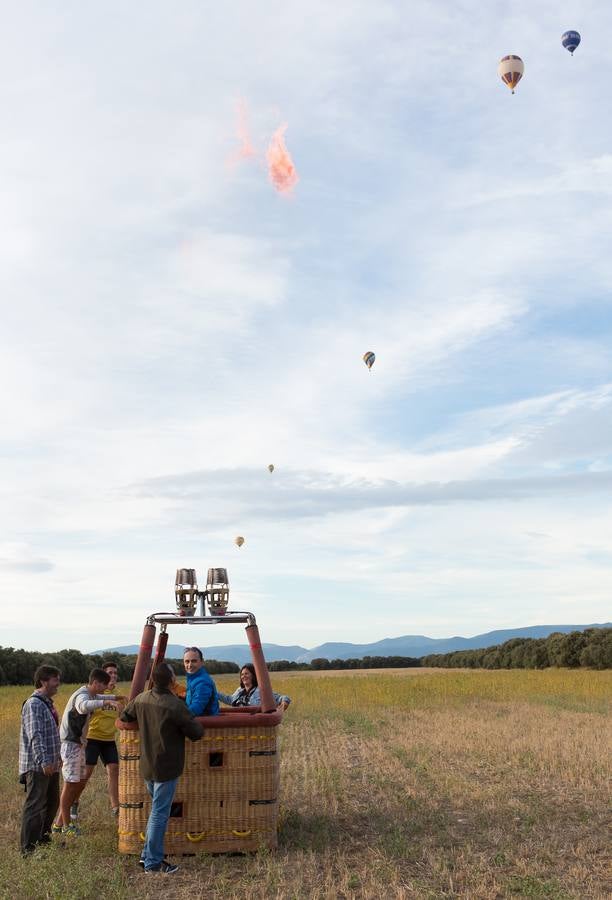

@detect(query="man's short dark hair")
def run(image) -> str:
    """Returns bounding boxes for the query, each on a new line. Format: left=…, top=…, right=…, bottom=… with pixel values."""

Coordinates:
left=89, top=668, right=111, bottom=685
left=102, top=660, right=118, bottom=671
left=34, top=665, right=60, bottom=688
left=183, top=647, right=203, bottom=660
left=152, top=663, right=175, bottom=690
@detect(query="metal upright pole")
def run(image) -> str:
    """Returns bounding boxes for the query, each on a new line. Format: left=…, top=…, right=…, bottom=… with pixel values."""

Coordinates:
left=147, top=629, right=169, bottom=690
left=245, top=623, right=276, bottom=713
left=129, top=622, right=156, bottom=700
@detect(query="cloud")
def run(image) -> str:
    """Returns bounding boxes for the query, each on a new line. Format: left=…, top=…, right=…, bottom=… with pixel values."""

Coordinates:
left=451, top=155, right=612, bottom=209
left=130, top=466, right=612, bottom=524
left=426, top=385, right=612, bottom=471
left=0, top=543, right=54, bottom=574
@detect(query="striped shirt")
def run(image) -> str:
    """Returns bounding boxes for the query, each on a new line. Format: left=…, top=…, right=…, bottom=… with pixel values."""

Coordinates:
left=19, top=691, right=61, bottom=775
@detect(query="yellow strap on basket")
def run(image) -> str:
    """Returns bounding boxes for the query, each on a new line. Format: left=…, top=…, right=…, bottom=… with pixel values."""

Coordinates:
left=201, top=734, right=273, bottom=742
left=120, top=827, right=267, bottom=839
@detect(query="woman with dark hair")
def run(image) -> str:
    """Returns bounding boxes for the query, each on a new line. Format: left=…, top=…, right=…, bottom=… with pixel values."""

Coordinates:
left=218, top=663, right=291, bottom=711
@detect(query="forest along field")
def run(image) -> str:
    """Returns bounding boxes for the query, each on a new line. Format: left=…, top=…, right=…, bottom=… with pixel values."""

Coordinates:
left=0, top=669, right=610, bottom=900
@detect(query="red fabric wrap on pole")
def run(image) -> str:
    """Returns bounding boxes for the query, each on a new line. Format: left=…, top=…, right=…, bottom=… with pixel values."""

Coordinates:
left=147, top=630, right=169, bottom=690
left=129, top=623, right=156, bottom=700
left=246, top=624, right=275, bottom=713
left=156, top=631, right=168, bottom=663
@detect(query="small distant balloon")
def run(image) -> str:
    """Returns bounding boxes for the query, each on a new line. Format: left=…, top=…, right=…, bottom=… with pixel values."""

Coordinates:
left=363, top=351, right=375, bottom=371
left=234, top=536, right=245, bottom=548
left=268, top=464, right=274, bottom=473
left=498, top=55, right=524, bottom=93
left=561, top=31, right=581, bottom=55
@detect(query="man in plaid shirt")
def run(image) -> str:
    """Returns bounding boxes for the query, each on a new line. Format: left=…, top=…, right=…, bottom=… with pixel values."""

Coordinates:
left=19, top=665, right=62, bottom=853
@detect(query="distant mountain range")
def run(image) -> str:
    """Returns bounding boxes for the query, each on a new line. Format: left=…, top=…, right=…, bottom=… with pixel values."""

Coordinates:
left=92, top=623, right=610, bottom=665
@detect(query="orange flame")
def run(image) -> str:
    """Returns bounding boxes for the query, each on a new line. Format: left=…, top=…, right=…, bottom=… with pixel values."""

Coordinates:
left=266, top=124, right=298, bottom=195
left=227, top=99, right=257, bottom=169
left=236, top=99, right=256, bottom=159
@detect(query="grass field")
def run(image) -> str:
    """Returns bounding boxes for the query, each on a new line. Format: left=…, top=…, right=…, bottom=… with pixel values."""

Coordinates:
left=0, top=668, right=610, bottom=899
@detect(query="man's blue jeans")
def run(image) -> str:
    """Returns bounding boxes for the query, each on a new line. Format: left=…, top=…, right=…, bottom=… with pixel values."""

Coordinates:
left=142, top=778, right=178, bottom=871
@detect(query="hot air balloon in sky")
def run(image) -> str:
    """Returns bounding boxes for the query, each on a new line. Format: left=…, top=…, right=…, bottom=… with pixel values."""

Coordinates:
left=363, top=351, right=375, bottom=371
left=562, top=31, right=581, bottom=55
left=498, top=55, right=524, bottom=93
left=268, top=464, right=274, bottom=473
left=234, top=536, right=245, bottom=548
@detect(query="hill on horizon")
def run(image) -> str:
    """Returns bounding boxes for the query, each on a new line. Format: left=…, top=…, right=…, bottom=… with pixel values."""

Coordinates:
left=92, top=622, right=611, bottom=666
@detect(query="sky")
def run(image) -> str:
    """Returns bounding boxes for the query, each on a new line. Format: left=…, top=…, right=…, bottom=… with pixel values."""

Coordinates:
left=1, top=1, right=611, bottom=653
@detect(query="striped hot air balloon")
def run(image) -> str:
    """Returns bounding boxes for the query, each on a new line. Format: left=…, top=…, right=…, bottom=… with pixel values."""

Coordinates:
left=363, top=351, right=375, bottom=371
left=498, top=55, right=524, bottom=93
left=562, top=31, right=581, bottom=55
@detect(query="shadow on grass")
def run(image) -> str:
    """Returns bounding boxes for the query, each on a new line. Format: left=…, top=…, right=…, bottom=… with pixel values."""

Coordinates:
left=280, top=809, right=341, bottom=851
left=279, top=807, right=427, bottom=857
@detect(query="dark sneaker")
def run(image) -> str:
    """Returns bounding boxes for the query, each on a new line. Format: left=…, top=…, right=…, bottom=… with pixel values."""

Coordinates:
left=145, top=861, right=179, bottom=874
left=140, top=857, right=170, bottom=871
left=62, top=823, right=81, bottom=837
left=111, top=807, right=119, bottom=818
left=51, top=824, right=62, bottom=835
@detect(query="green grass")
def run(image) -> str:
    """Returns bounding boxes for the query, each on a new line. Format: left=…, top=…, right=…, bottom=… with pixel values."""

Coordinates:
left=1, top=668, right=610, bottom=899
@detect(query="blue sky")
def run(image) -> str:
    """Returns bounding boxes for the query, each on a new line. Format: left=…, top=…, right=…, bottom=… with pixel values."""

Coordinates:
left=1, top=1, right=611, bottom=653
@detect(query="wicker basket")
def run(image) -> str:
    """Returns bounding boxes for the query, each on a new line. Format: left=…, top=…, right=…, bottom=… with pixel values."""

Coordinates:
left=117, top=710, right=281, bottom=854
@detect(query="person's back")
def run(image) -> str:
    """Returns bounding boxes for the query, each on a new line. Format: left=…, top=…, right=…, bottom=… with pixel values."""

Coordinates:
left=120, top=663, right=203, bottom=874
left=126, top=686, right=203, bottom=782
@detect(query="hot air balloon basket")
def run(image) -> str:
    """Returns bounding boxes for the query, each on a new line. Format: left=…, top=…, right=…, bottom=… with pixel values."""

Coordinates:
left=117, top=719, right=280, bottom=854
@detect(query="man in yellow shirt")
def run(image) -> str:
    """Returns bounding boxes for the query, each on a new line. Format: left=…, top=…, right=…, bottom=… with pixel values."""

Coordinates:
left=71, top=661, right=122, bottom=820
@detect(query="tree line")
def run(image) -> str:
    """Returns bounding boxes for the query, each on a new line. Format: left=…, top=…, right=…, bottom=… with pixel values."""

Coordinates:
left=0, top=628, right=609, bottom=685
left=306, top=655, right=421, bottom=670
left=0, top=647, right=421, bottom=685
left=420, top=628, right=611, bottom=670
left=0, top=647, right=239, bottom=686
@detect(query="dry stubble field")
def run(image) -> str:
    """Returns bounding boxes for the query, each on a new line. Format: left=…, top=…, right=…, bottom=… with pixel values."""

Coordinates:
left=0, top=668, right=610, bottom=900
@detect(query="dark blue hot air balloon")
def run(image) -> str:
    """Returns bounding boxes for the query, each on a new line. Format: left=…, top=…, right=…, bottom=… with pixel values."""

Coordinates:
left=363, top=351, right=375, bottom=371
left=562, top=31, right=581, bottom=55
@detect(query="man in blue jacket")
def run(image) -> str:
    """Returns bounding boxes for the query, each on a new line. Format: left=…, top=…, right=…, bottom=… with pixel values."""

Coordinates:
left=183, top=647, right=219, bottom=717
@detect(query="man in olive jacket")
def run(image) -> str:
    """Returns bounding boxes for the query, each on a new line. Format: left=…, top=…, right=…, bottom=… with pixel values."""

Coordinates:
left=120, top=663, right=203, bottom=874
